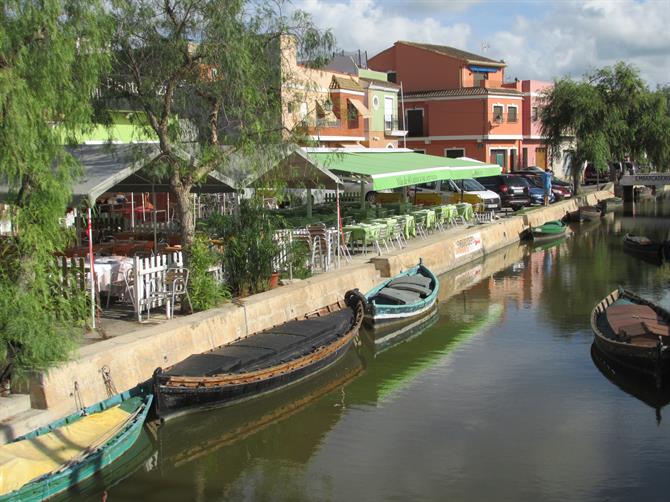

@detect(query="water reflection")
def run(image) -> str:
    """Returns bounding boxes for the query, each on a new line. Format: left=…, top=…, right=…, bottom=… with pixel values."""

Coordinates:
left=591, top=344, right=670, bottom=425
left=100, top=199, right=670, bottom=501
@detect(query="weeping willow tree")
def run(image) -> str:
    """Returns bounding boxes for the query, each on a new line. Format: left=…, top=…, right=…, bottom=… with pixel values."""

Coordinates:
left=540, top=62, right=670, bottom=193
left=0, top=1, right=110, bottom=381
left=106, top=0, right=335, bottom=289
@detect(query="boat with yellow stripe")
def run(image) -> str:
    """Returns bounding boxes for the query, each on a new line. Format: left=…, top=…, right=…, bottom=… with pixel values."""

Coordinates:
left=0, top=390, right=152, bottom=501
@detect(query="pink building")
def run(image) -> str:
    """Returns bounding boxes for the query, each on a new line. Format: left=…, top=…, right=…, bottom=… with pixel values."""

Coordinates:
left=368, top=41, right=555, bottom=171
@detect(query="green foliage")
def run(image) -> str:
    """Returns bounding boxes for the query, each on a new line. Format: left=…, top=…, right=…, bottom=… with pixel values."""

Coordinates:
left=107, top=0, right=335, bottom=259
left=0, top=0, right=111, bottom=377
left=203, top=200, right=281, bottom=296
left=187, top=234, right=230, bottom=311
left=540, top=62, right=670, bottom=192
left=288, top=239, right=312, bottom=280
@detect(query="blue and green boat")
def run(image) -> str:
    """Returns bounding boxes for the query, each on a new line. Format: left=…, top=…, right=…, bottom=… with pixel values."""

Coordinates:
left=364, top=260, right=439, bottom=331
left=0, top=390, right=152, bottom=501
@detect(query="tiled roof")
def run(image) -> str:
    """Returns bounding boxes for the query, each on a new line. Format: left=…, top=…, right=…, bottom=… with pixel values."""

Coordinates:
left=404, top=87, right=522, bottom=98
left=359, top=77, right=401, bottom=90
left=330, top=76, right=364, bottom=92
left=398, top=41, right=505, bottom=67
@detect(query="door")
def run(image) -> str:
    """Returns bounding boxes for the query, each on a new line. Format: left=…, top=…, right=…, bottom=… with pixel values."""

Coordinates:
left=406, top=109, right=424, bottom=137
left=536, top=148, right=547, bottom=168
left=491, top=149, right=506, bottom=170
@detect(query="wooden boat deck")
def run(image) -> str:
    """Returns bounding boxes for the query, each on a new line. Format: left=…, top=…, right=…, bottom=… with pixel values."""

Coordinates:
left=606, top=303, right=670, bottom=346
left=164, top=308, right=354, bottom=378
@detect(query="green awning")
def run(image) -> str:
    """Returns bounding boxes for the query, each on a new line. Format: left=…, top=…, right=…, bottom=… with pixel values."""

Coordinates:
left=306, top=151, right=501, bottom=190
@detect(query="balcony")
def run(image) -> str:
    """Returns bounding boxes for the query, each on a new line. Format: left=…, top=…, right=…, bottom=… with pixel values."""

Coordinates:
left=383, top=116, right=408, bottom=137
left=305, top=117, right=342, bottom=129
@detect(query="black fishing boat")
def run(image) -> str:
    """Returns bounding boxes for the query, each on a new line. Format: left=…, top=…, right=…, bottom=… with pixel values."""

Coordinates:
left=623, top=234, right=668, bottom=262
left=591, top=288, right=670, bottom=382
left=580, top=205, right=601, bottom=221
left=153, top=290, right=366, bottom=419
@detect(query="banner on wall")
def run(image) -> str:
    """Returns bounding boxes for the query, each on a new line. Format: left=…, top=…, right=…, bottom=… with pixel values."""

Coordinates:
left=454, top=232, right=483, bottom=259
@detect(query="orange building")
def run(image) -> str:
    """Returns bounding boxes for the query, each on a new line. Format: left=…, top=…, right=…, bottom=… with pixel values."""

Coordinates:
left=368, top=41, right=555, bottom=171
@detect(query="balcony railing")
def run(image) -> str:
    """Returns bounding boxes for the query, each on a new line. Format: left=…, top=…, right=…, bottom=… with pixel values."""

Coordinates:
left=384, top=116, right=399, bottom=131
left=304, top=117, right=342, bottom=129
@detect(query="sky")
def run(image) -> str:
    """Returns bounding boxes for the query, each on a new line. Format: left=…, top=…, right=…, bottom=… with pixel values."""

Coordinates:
left=289, top=0, right=670, bottom=87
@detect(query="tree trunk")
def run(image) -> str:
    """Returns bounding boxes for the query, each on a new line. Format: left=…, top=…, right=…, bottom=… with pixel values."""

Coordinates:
left=172, top=182, right=195, bottom=314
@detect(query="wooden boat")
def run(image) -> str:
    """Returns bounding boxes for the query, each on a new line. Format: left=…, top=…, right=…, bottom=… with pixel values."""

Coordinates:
left=598, top=197, right=623, bottom=213
left=153, top=290, right=366, bottom=420
left=531, top=220, right=567, bottom=242
left=623, top=234, right=668, bottom=262
left=591, top=288, right=670, bottom=380
left=363, top=261, right=439, bottom=330
left=579, top=205, right=601, bottom=221
left=0, top=391, right=152, bottom=502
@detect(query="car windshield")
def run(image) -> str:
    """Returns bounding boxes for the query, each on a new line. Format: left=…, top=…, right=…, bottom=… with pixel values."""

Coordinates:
left=454, top=179, right=487, bottom=191
left=507, top=176, right=529, bottom=187
left=524, top=175, right=542, bottom=188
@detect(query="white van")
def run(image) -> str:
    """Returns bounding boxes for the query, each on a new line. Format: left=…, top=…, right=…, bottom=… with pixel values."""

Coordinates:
left=412, top=179, right=501, bottom=210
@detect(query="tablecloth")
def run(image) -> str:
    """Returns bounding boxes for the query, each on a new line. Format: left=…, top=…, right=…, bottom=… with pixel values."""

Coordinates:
left=455, top=203, right=474, bottom=221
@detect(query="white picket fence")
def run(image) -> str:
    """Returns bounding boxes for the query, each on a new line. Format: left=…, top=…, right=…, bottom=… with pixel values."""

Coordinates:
left=131, top=251, right=224, bottom=321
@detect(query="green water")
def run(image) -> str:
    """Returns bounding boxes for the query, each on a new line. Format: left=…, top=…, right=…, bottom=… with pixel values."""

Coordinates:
left=97, top=200, right=670, bottom=502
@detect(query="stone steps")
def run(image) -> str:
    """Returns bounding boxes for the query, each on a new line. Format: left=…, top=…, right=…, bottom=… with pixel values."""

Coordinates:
left=0, top=393, right=30, bottom=422
left=0, top=406, right=60, bottom=444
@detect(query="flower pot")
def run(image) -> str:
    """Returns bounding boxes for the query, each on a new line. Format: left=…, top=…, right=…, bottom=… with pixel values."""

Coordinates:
left=268, top=272, right=280, bottom=289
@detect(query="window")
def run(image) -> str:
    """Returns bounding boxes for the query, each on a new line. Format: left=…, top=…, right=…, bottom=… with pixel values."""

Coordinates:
left=406, top=109, right=424, bottom=137
left=372, top=95, right=380, bottom=110
left=287, top=102, right=295, bottom=114
left=347, top=102, right=358, bottom=127
left=445, top=148, right=465, bottom=159
left=493, top=105, right=504, bottom=123
left=387, top=71, right=397, bottom=83
left=299, top=102, right=308, bottom=119
left=507, top=106, right=518, bottom=123
left=384, top=96, right=395, bottom=130
left=532, top=106, right=538, bottom=121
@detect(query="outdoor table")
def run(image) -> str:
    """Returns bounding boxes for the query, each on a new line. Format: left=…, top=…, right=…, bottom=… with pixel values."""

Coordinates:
left=370, top=217, right=396, bottom=236
left=455, top=202, right=474, bottom=221
left=394, top=215, right=416, bottom=239
left=440, top=204, right=458, bottom=225
left=412, top=209, right=436, bottom=230
left=343, top=223, right=382, bottom=252
left=89, top=255, right=133, bottom=293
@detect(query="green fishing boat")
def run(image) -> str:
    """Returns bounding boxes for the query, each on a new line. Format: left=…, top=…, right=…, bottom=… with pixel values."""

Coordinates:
left=364, top=260, right=439, bottom=331
left=530, top=220, right=567, bottom=242
left=0, top=390, right=152, bottom=502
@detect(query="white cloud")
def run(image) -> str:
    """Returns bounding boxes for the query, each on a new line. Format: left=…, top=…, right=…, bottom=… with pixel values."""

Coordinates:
left=292, top=0, right=472, bottom=58
left=489, top=0, right=670, bottom=85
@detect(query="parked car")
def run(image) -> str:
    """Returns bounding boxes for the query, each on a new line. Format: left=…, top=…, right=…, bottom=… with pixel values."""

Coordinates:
left=510, top=172, right=567, bottom=201
left=515, top=175, right=555, bottom=205
left=477, top=174, right=531, bottom=209
left=411, top=179, right=501, bottom=210
left=514, top=169, right=573, bottom=199
left=583, top=163, right=613, bottom=184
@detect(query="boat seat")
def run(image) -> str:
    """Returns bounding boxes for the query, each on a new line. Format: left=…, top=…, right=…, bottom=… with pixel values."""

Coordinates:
left=375, top=287, right=422, bottom=305
left=388, top=275, right=432, bottom=289
left=387, top=282, right=431, bottom=297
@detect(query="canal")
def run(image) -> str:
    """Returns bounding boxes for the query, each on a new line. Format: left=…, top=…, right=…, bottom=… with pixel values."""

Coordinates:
left=98, top=200, right=670, bottom=502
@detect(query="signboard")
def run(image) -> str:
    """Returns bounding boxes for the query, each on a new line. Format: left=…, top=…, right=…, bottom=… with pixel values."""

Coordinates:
left=619, top=174, right=670, bottom=187
left=454, top=232, right=483, bottom=259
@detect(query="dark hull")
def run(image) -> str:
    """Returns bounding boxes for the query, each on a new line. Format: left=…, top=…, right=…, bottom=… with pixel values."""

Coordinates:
left=622, top=235, right=667, bottom=263
left=531, top=229, right=567, bottom=242
left=155, top=338, right=354, bottom=418
left=154, top=291, right=366, bottom=420
left=580, top=206, right=601, bottom=221
left=591, top=288, right=670, bottom=381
